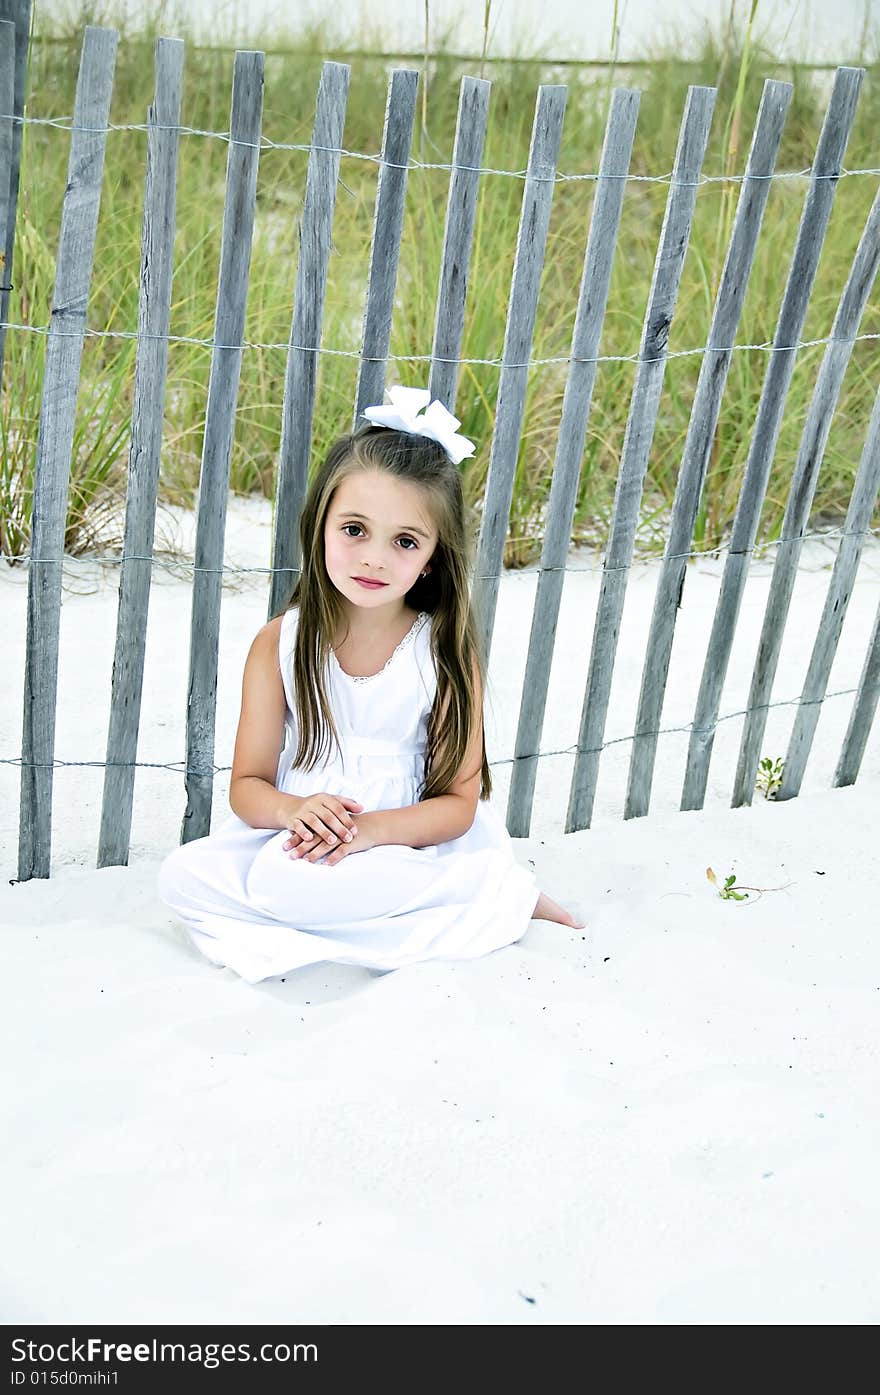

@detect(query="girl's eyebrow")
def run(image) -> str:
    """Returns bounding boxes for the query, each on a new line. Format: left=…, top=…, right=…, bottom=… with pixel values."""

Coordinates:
left=338, top=511, right=431, bottom=540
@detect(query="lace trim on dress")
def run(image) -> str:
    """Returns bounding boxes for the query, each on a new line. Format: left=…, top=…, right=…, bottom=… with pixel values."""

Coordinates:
left=332, top=610, right=430, bottom=683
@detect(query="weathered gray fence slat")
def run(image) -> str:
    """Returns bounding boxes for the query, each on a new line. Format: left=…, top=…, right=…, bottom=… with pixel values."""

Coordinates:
left=680, top=65, right=864, bottom=812
left=731, top=181, right=880, bottom=807
left=17, top=26, right=118, bottom=882
left=181, top=50, right=264, bottom=844
left=834, top=592, right=880, bottom=787
left=775, top=385, right=880, bottom=799
left=472, top=83, right=567, bottom=664
left=0, top=21, right=13, bottom=334
left=623, top=80, right=792, bottom=821
left=98, top=37, right=184, bottom=868
left=565, top=85, right=717, bottom=834
left=269, top=60, right=350, bottom=623
left=428, top=75, right=490, bottom=410
left=353, top=69, right=418, bottom=423
left=0, top=0, right=30, bottom=383
left=506, top=87, right=640, bottom=838
left=0, top=1, right=29, bottom=382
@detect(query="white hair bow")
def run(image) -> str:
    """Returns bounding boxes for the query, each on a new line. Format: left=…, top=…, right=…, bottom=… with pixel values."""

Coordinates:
left=361, top=386, right=476, bottom=465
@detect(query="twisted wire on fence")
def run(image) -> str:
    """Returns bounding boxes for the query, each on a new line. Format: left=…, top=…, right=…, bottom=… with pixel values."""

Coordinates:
left=11, top=112, right=880, bottom=185
left=2, top=318, right=879, bottom=367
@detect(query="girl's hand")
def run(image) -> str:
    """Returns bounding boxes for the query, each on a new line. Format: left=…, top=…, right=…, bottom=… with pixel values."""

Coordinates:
left=283, top=826, right=333, bottom=857
left=284, top=792, right=363, bottom=850
left=286, top=814, right=378, bottom=866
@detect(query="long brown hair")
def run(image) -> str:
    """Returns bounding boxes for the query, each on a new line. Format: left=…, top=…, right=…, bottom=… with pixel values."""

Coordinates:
left=278, top=422, right=492, bottom=801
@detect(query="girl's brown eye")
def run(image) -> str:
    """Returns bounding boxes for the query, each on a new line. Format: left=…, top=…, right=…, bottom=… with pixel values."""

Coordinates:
left=342, top=523, right=417, bottom=550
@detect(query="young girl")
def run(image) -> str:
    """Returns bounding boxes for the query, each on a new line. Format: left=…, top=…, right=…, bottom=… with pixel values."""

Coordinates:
left=158, top=387, right=584, bottom=984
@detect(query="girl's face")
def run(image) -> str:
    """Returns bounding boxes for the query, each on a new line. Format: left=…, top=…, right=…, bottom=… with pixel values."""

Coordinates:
left=323, top=469, right=438, bottom=610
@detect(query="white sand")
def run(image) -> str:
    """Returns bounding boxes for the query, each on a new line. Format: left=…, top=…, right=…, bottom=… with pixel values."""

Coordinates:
left=2, top=496, right=878, bottom=1324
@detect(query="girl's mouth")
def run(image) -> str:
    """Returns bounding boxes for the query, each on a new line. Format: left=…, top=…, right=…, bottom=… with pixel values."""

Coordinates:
left=353, top=577, right=388, bottom=589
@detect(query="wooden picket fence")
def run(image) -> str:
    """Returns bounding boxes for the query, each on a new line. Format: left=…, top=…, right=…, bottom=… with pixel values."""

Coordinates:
left=3, top=2, right=879, bottom=881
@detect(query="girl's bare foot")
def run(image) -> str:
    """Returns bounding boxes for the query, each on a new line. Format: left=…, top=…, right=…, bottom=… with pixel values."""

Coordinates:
left=533, top=891, right=586, bottom=930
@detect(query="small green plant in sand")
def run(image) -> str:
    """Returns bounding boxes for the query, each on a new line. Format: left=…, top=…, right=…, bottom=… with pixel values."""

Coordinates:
left=707, top=867, right=751, bottom=900
left=706, top=865, right=793, bottom=903
left=755, top=755, right=785, bottom=799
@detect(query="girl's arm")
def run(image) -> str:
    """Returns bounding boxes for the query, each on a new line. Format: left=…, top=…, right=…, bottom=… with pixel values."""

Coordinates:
left=228, top=617, right=305, bottom=830
left=364, top=794, right=475, bottom=849
left=366, top=651, right=484, bottom=848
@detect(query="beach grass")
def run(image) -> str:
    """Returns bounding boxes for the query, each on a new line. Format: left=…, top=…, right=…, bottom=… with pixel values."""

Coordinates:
left=2, top=2, right=879, bottom=564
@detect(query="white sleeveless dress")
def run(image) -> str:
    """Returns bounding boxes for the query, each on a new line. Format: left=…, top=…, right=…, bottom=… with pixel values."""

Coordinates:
left=157, top=606, right=540, bottom=984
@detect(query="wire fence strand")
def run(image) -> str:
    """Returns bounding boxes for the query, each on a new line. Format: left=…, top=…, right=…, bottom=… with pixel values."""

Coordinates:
left=2, top=316, right=878, bottom=368
left=11, top=113, right=880, bottom=185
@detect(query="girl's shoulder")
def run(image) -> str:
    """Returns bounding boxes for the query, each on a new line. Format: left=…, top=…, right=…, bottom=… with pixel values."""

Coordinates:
left=239, top=615, right=288, bottom=692
left=246, top=610, right=285, bottom=654
left=241, top=608, right=296, bottom=686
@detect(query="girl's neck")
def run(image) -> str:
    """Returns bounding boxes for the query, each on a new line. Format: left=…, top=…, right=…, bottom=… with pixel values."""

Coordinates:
left=335, top=600, right=421, bottom=646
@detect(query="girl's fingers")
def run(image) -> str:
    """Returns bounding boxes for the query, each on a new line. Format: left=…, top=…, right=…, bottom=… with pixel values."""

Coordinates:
left=285, top=820, right=322, bottom=853
left=332, top=799, right=362, bottom=834
left=291, top=835, right=351, bottom=864
left=286, top=804, right=362, bottom=859
left=308, top=833, right=351, bottom=864
left=316, top=819, right=355, bottom=847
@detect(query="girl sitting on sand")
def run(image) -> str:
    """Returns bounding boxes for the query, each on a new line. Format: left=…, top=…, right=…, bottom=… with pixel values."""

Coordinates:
left=158, top=387, right=584, bottom=983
